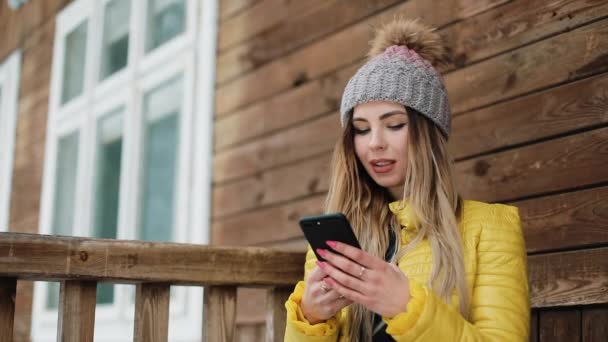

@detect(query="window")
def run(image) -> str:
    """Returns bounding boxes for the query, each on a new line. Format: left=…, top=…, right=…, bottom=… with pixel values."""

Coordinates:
left=32, top=0, right=217, bottom=341
left=0, top=50, right=21, bottom=233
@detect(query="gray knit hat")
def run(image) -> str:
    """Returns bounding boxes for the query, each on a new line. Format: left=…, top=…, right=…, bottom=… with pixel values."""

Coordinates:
left=340, top=19, right=451, bottom=137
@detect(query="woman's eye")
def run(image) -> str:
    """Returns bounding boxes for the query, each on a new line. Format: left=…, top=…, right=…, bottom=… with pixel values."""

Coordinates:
left=353, top=128, right=370, bottom=135
left=388, top=123, right=407, bottom=130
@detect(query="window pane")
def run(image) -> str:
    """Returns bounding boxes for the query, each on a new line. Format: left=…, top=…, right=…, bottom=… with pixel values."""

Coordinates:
left=51, top=132, right=79, bottom=236
left=92, top=110, right=124, bottom=304
left=100, top=0, right=131, bottom=80
left=61, top=21, right=87, bottom=104
left=146, top=0, right=185, bottom=52
left=139, top=76, right=182, bottom=241
left=47, top=132, right=80, bottom=309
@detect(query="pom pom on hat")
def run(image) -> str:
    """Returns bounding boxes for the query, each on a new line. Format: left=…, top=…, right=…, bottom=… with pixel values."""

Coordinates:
left=368, top=17, right=449, bottom=67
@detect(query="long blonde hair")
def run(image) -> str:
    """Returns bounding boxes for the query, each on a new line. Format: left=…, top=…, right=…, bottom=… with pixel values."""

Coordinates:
left=325, top=108, right=470, bottom=341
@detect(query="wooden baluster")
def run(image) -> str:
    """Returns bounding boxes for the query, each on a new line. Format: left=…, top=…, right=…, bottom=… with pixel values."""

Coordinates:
left=134, top=283, right=170, bottom=342
left=203, top=286, right=237, bottom=342
left=265, top=286, right=292, bottom=342
left=0, top=278, right=17, bottom=342
left=57, top=280, right=97, bottom=342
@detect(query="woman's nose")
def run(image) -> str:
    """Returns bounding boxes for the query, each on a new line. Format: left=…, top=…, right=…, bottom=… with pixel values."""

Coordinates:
left=369, top=130, right=387, bottom=150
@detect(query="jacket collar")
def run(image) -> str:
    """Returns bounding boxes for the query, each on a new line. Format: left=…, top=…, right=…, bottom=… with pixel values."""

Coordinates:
left=388, top=200, right=419, bottom=232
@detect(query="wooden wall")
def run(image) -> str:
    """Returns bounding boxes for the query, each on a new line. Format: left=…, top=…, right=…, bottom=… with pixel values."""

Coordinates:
left=0, top=1, right=72, bottom=340
left=213, top=0, right=608, bottom=340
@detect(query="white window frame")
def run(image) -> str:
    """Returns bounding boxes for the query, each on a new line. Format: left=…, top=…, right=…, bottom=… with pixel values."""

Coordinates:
left=0, top=50, right=21, bottom=232
left=32, top=0, right=217, bottom=341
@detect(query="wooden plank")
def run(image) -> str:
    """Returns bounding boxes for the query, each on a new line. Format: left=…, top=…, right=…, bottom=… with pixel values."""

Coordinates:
left=265, top=286, right=293, bottom=342
left=451, top=73, right=608, bottom=160
left=515, top=187, right=608, bottom=253
left=443, top=0, right=608, bottom=69
left=530, top=309, right=538, bottom=342
left=212, top=153, right=331, bottom=218
left=219, top=0, right=261, bottom=21
left=57, top=280, right=97, bottom=342
left=214, top=63, right=357, bottom=151
left=212, top=194, right=324, bottom=246
left=216, top=0, right=401, bottom=84
left=0, top=278, right=16, bottom=342
left=539, top=308, right=581, bottom=342
left=236, top=323, right=266, bottom=342
left=529, top=247, right=608, bottom=308
left=582, top=306, right=608, bottom=342
left=213, top=114, right=339, bottom=183
left=214, top=0, right=509, bottom=116
left=204, top=286, right=237, bottom=342
left=134, top=283, right=170, bottom=342
left=236, top=287, right=266, bottom=324
left=213, top=126, right=608, bottom=228
left=218, top=0, right=288, bottom=51
left=446, top=18, right=608, bottom=115
left=456, top=127, right=608, bottom=203
left=0, top=233, right=305, bottom=286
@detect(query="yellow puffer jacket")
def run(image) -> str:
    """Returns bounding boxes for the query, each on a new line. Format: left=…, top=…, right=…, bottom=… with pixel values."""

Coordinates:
left=284, top=200, right=530, bottom=341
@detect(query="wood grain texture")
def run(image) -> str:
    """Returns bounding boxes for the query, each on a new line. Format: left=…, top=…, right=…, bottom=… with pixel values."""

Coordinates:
left=515, top=187, right=608, bottom=253
left=0, top=233, right=305, bottom=286
left=134, top=283, right=170, bottom=342
left=213, top=114, right=339, bottom=183
left=451, top=73, right=608, bottom=160
left=582, top=305, right=608, bottom=342
left=539, top=308, right=581, bottom=342
left=265, top=286, right=292, bottom=342
left=212, top=194, right=325, bottom=247
left=529, top=247, right=608, bottom=308
left=446, top=18, right=608, bottom=115
left=214, top=0, right=509, bottom=116
left=219, top=0, right=261, bottom=20
left=216, top=0, right=401, bottom=84
left=57, top=281, right=97, bottom=342
left=443, top=0, right=608, bottom=70
left=212, top=153, right=331, bottom=218
left=456, top=127, right=608, bottom=202
left=214, top=63, right=357, bottom=151
left=0, top=278, right=16, bottom=342
left=530, top=309, right=538, bottom=342
left=204, top=286, right=237, bottom=342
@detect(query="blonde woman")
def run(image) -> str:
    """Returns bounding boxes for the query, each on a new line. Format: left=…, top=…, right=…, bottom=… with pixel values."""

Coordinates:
left=284, top=18, right=530, bottom=341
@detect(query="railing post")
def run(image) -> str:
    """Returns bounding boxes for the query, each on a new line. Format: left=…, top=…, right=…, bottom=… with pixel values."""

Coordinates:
left=265, top=286, right=292, bottom=342
left=57, top=280, right=97, bottom=342
left=203, top=286, right=237, bottom=342
left=0, top=278, right=17, bottom=342
left=134, top=283, right=171, bottom=342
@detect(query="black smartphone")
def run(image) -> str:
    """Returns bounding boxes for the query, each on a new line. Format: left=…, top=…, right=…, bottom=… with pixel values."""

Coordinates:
left=299, top=213, right=362, bottom=262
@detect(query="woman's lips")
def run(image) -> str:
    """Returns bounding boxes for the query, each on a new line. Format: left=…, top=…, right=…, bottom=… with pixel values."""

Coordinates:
left=370, top=159, right=396, bottom=174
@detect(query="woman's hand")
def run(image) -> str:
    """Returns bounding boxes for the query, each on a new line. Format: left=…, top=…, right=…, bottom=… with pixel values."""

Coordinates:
left=316, top=240, right=410, bottom=318
left=300, top=264, right=353, bottom=324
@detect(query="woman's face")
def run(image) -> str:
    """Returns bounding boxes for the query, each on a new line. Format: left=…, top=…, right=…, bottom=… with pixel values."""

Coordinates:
left=352, top=101, right=409, bottom=198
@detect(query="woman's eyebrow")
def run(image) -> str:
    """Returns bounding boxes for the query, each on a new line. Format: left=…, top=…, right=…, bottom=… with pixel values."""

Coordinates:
left=379, top=111, right=408, bottom=120
left=352, top=110, right=407, bottom=122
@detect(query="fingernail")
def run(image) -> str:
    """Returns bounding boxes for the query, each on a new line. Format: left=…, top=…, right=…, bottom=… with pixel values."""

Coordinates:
left=316, top=260, right=325, bottom=268
left=326, top=240, right=337, bottom=249
left=316, top=248, right=327, bottom=257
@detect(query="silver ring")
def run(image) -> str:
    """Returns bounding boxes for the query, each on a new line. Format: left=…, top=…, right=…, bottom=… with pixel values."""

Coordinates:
left=358, top=266, right=366, bottom=279
left=320, top=283, right=329, bottom=292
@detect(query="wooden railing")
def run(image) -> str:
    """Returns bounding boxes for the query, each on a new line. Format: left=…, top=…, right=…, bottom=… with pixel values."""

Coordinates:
left=0, top=232, right=306, bottom=342
left=2, top=233, right=607, bottom=341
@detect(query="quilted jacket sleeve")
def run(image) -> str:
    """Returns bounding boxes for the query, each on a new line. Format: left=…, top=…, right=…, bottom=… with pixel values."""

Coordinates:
left=382, top=204, right=530, bottom=341
left=284, top=246, right=341, bottom=341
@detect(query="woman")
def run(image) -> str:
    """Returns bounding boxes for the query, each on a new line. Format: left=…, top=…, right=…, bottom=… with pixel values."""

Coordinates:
left=283, top=18, right=530, bottom=341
